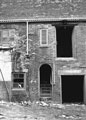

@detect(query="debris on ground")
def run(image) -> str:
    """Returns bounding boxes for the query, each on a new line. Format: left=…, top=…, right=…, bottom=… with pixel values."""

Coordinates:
left=49, top=103, right=65, bottom=109
left=0, top=100, right=85, bottom=120
left=35, top=101, right=49, bottom=107
left=21, top=100, right=32, bottom=106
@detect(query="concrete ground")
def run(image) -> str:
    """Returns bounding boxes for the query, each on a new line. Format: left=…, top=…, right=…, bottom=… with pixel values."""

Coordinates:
left=0, top=101, right=86, bottom=120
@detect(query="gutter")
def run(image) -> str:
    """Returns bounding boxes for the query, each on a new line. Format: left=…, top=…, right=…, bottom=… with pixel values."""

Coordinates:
left=0, top=17, right=86, bottom=23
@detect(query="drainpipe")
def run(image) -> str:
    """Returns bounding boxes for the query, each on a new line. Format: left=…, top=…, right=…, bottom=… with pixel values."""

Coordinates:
left=26, top=21, right=29, bottom=55
left=26, top=21, right=31, bottom=100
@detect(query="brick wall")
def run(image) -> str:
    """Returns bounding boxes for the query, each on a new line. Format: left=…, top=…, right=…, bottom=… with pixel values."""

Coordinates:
left=0, top=23, right=86, bottom=102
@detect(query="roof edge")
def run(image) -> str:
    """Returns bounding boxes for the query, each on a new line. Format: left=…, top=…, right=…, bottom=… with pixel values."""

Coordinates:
left=0, top=17, right=86, bottom=23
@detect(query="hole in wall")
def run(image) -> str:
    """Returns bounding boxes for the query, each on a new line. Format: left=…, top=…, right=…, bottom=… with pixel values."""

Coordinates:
left=61, top=75, right=84, bottom=104
left=56, top=25, right=74, bottom=57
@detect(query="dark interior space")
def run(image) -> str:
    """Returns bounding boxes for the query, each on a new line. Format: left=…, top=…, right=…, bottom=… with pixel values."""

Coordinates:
left=56, top=25, right=74, bottom=57
left=40, top=64, right=52, bottom=98
left=61, top=75, right=84, bottom=104
left=40, top=64, right=52, bottom=85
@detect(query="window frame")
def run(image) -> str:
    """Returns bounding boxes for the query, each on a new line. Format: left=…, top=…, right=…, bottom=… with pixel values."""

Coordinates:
left=1, top=29, right=15, bottom=42
left=40, top=29, right=48, bottom=47
left=12, top=72, right=26, bottom=90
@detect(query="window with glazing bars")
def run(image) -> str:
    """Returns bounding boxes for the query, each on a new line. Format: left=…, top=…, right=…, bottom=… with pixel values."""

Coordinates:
left=40, top=29, right=48, bottom=46
left=12, top=72, right=25, bottom=89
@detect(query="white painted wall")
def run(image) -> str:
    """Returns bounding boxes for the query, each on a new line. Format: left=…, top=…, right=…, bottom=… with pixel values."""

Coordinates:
left=0, top=51, right=11, bottom=81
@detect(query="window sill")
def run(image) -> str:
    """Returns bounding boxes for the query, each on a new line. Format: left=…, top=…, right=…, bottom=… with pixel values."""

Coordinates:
left=12, top=88, right=25, bottom=91
left=55, top=57, right=76, bottom=61
left=39, top=45, right=49, bottom=48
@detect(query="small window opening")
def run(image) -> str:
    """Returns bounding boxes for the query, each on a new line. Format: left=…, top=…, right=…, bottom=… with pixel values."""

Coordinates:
left=40, top=29, right=48, bottom=46
left=1, top=29, right=15, bottom=41
left=56, top=25, right=74, bottom=57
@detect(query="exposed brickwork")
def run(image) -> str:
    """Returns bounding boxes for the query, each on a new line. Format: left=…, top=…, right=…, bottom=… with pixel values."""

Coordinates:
left=0, top=22, right=86, bottom=102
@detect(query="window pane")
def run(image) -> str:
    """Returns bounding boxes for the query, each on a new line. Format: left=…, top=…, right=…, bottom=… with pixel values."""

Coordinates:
left=41, top=29, right=47, bottom=44
left=13, top=83, right=24, bottom=88
left=13, top=83, right=18, bottom=88
left=9, top=29, right=15, bottom=37
left=19, top=74, right=24, bottom=78
left=13, top=74, right=19, bottom=78
left=13, top=79, right=24, bottom=83
left=2, top=30, right=9, bottom=38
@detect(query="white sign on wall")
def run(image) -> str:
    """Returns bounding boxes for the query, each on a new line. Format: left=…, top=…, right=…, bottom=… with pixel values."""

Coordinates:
left=0, top=51, right=11, bottom=81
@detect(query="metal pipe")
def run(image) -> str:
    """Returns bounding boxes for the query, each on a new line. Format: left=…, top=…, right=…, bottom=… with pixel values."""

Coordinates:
left=26, top=21, right=29, bottom=55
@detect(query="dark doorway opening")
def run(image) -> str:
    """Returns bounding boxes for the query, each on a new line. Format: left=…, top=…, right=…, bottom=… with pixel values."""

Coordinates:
left=61, top=75, right=84, bottom=104
left=40, top=64, right=52, bottom=98
left=56, top=25, right=74, bottom=57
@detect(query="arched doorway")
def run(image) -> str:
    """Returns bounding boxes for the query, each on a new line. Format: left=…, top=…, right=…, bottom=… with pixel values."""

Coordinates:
left=40, top=64, right=52, bottom=99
